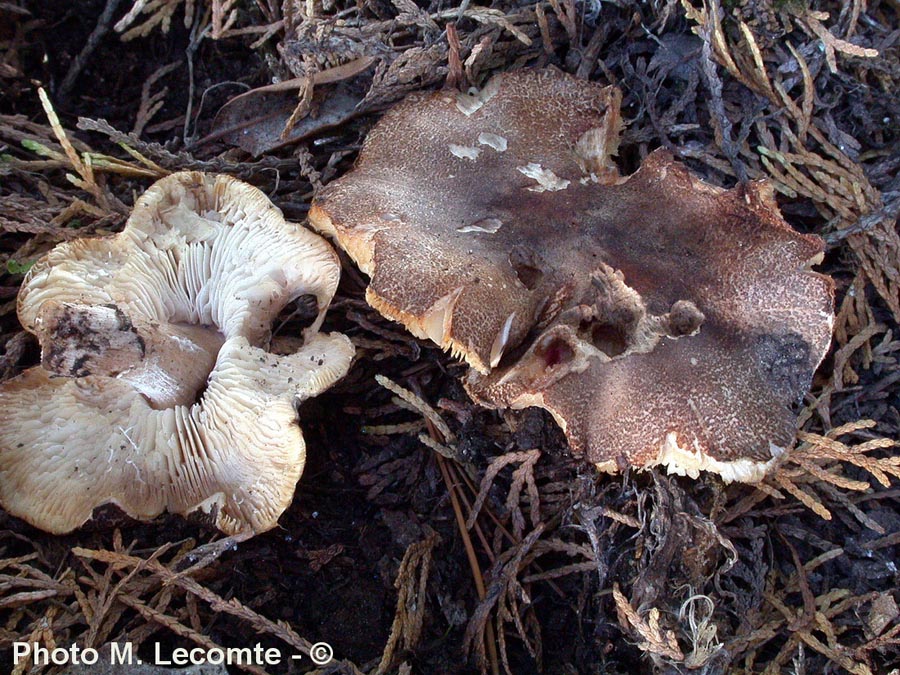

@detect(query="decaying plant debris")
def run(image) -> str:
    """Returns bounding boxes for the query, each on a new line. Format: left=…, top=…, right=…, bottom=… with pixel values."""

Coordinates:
left=1, top=1, right=898, bottom=674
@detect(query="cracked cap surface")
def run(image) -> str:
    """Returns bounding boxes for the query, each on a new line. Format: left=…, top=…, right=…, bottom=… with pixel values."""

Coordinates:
left=309, top=68, right=834, bottom=482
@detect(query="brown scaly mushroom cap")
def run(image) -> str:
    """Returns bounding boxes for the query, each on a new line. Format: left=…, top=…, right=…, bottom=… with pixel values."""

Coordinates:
left=309, top=68, right=834, bottom=483
left=0, top=172, right=354, bottom=535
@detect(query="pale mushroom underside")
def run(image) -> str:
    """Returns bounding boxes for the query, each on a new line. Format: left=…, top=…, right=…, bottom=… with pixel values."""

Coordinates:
left=0, top=172, right=354, bottom=534
left=0, top=334, right=353, bottom=534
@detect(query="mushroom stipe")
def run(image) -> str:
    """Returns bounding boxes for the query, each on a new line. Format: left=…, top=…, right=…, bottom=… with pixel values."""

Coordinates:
left=0, top=172, right=354, bottom=535
left=309, top=67, right=835, bottom=483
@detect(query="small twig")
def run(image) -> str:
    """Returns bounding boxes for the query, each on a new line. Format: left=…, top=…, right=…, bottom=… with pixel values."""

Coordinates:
left=133, top=60, right=182, bottom=137
left=446, top=23, right=464, bottom=90
left=59, top=0, right=123, bottom=100
left=697, top=13, right=747, bottom=183
left=777, top=530, right=817, bottom=631
left=436, top=454, right=501, bottom=675
left=404, top=389, right=500, bottom=675
left=445, top=460, right=496, bottom=565
left=183, top=9, right=210, bottom=145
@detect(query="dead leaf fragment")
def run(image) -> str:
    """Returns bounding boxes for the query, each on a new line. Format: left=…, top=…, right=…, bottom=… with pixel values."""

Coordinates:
left=613, top=584, right=685, bottom=661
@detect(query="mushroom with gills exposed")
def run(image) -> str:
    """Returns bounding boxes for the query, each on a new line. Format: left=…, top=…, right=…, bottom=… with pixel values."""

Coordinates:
left=308, top=67, right=835, bottom=483
left=0, top=171, right=354, bottom=536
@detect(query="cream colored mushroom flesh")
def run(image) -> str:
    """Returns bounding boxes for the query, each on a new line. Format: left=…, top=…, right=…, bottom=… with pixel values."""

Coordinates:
left=0, top=172, right=354, bottom=535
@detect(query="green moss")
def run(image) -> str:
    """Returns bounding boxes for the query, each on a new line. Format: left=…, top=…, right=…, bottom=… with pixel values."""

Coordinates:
left=6, top=259, right=34, bottom=275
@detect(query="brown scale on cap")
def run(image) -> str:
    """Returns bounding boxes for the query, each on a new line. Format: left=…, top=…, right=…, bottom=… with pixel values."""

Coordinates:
left=310, top=68, right=835, bottom=482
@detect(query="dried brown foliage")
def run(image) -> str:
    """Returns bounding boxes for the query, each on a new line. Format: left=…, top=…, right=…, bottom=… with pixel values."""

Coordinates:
left=1, top=531, right=374, bottom=674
